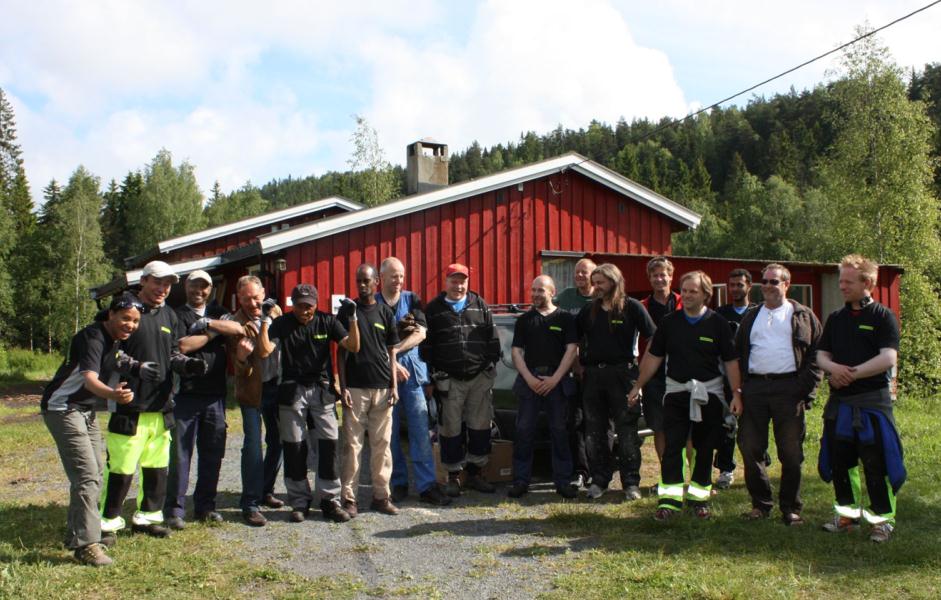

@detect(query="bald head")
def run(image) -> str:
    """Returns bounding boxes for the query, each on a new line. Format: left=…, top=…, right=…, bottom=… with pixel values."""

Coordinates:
left=531, top=274, right=557, bottom=311
left=379, top=256, right=406, bottom=297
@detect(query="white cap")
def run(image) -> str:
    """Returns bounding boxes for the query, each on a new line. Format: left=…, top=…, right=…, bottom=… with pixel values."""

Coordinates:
left=186, top=269, right=213, bottom=286
left=141, top=260, right=180, bottom=283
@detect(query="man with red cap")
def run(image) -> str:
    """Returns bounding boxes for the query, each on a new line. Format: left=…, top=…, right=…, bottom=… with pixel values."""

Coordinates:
left=420, top=263, right=501, bottom=497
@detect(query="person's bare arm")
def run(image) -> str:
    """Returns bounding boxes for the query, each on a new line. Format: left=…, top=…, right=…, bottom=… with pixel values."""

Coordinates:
left=83, top=371, right=133, bottom=404
left=627, top=352, right=665, bottom=405
left=725, top=359, right=743, bottom=416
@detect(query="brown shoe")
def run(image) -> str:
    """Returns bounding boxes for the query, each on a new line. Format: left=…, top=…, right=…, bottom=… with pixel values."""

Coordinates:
left=742, top=507, right=770, bottom=520
left=342, top=499, right=359, bottom=518
left=263, top=494, right=285, bottom=509
left=75, top=543, right=112, bottom=567
left=370, top=497, right=400, bottom=515
left=782, top=512, right=805, bottom=526
left=242, top=511, right=267, bottom=527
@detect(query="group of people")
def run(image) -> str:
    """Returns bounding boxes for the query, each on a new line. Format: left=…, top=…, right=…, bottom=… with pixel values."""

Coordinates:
left=41, top=251, right=904, bottom=568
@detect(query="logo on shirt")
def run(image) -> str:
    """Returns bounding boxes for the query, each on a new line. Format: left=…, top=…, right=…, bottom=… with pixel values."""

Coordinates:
left=160, top=326, right=172, bottom=334
left=611, top=319, right=624, bottom=325
left=312, top=333, right=328, bottom=340
left=699, top=336, right=714, bottom=343
left=374, top=323, right=386, bottom=331
left=549, top=326, right=562, bottom=332
left=858, top=324, right=875, bottom=331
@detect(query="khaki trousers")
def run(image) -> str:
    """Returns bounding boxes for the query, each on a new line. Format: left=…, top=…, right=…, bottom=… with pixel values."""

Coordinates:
left=341, top=387, right=394, bottom=503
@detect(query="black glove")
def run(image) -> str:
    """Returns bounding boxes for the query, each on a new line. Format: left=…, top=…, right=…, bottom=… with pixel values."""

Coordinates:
left=115, top=350, right=162, bottom=383
left=261, top=298, right=278, bottom=317
left=183, top=357, right=209, bottom=376
left=338, top=297, right=357, bottom=320
left=188, top=317, right=212, bottom=335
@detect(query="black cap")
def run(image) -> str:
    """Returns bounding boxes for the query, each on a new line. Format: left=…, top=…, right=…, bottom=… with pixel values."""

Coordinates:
left=291, top=283, right=318, bottom=306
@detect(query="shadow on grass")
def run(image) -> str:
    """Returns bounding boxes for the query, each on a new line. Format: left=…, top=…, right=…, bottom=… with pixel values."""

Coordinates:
left=0, top=501, right=74, bottom=565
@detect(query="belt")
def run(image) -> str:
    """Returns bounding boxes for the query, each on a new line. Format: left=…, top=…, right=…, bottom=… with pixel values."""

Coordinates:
left=587, top=361, right=635, bottom=369
left=748, top=371, right=797, bottom=380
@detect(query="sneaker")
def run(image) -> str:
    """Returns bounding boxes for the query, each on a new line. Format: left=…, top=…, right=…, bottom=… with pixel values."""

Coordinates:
left=165, top=516, right=186, bottom=531
left=131, top=523, right=171, bottom=538
left=654, top=508, right=675, bottom=522
left=571, top=473, right=587, bottom=489
left=870, top=522, right=894, bottom=543
left=320, top=498, right=351, bottom=523
left=465, top=474, right=496, bottom=494
left=75, top=543, right=112, bottom=567
left=693, top=505, right=711, bottom=520
left=715, top=471, right=735, bottom=490
left=444, top=473, right=462, bottom=497
left=419, top=485, right=453, bottom=506
left=99, top=532, right=117, bottom=548
left=391, top=485, right=409, bottom=503
left=242, top=511, right=267, bottom=527
left=289, top=509, right=308, bottom=523
left=370, top=497, right=400, bottom=515
left=342, top=499, right=359, bottom=519
left=507, top=483, right=529, bottom=498
left=263, top=494, right=285, bottom=509
left=195, top=511, right=224, bottom=524
left=624, top=486, right=642, bottom=501
left=555, top=483, right=578, bottom=499
left=822, top=515, right=859, bottom=533
left=586, top=484, right=606, bottom=500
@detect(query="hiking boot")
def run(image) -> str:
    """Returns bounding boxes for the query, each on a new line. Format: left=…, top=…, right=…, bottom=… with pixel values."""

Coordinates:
left=420, top=485, right=453, bottom=506
left=320, top=498, right=351, bottom=523
left=507, top=482, right=529, bottom=498
left=654, top=508, right=675, bottom=522
left=715, top=471, right=735, bottom=490
left=391, top=485, right=409, bottom=503
left=370, top=497, right=400, bottom=515
left=289, top=509, right=308, bottom=523
left=165, top=516, right=186, bottom=531
left=242, top=511, right=267, bottom=527
left=444, top=473, right=462, bottom=497
left=781, top=512, right=805, bottom=527
left=263, top=494, right=285, bottom=509
left=196, top=511, right=224, bottom=524
left=822, top=515, right=859, bottom=533
left=465, top=473, right=496, bottom=494
left=586, top=484, right=606, bottom=500
left=555, top=483, right=578, bottom=499
left=870, top=522, right=894, bottom=543
left=99, top=532, right=117, bottom=548
left=131, top=522, right=171, bottom=538
left=624, top=486, right=642, bottom=501
left=342, top=499, right=359, bottom=518
left=75, top=543, right=112, bottom=567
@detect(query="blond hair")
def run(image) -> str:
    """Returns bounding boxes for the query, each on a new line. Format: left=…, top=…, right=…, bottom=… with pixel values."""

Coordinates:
left=646, top=256, right=674, bottom=276
left=763, top=263, right=791, bottom=282
left=840, top=254, right=879, bottom=285
left=591, top=263, right=627, bottom=317
left=679, top=270, right=713, bottom=304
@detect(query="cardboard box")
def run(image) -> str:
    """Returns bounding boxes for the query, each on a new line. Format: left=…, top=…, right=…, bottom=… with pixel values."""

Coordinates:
left=434, top=439, right=514, bottom=483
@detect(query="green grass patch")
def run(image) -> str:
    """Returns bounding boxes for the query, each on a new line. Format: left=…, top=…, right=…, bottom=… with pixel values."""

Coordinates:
left=0, top=348, right=62, bottom=384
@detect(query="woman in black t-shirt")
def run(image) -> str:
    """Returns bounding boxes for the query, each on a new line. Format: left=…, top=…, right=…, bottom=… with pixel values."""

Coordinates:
left=42, top=293, right=142, bottom=566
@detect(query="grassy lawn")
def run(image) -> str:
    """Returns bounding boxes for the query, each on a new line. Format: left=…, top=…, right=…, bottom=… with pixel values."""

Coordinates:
left=1, top=385, right=939, bottom=598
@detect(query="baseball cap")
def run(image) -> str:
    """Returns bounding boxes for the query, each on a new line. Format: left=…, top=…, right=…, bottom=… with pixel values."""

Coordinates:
left=291, top=283, right=319, bottom=306
left=141, top=260, right=180, bottom=283
left=446, top=263, right=469, bottom=278
left=186, top=269, right=213, bottom=286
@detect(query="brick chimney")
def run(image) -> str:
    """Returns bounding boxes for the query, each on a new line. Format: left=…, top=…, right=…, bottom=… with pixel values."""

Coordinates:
left=406, top=139, right=449, bottom=195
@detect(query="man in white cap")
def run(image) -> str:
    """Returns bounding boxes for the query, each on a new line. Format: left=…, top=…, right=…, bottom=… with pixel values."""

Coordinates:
left=100, top=261, right=209, bottom=540
left=163, top=269, right=230, bottom=529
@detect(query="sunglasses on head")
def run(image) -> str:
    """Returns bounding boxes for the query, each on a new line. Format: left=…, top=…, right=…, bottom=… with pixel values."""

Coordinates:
left=761, top=278, right=784, bottom=286
left=110, top=293, right=145, bottom=312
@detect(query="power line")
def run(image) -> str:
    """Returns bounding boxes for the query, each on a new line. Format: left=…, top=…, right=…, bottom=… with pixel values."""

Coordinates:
left=631, top=0, right=941, bottom=144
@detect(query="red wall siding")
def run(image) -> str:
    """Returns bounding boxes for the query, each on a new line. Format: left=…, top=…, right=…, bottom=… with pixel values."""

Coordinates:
left=279, top=172, right=679, bottom=309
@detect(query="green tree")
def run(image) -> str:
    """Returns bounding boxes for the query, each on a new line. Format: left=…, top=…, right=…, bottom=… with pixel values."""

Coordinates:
left=204, top=181, right=268, bottom=227
left=125, top=149, right=204, bottom=256
left=347, top=115, right=399, bottom=207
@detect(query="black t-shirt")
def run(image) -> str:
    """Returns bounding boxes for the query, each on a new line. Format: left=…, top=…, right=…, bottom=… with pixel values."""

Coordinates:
left=512, top=308, right=578, bottom=371
left=340, top=301, right=400, bottom=389
left=649, top=309, right=736, bottom=383
left=818, top=301, right=900, bottom=397
left=121, top=303, right=183, bottom=413
left=716, top=303, right=756, bottom=339
left=41, top=322, right=118, bottom=411
left=175, top=305, right=228, bottom=396
left=644, top=293, right=679, bottom=326
left=577, top=298, right=656, bottom=365
left=268, top=311, right=347, bottom=385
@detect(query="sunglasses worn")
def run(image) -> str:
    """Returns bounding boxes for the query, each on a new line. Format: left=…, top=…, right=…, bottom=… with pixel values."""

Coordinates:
left=762, top=278, right=784, bottom=286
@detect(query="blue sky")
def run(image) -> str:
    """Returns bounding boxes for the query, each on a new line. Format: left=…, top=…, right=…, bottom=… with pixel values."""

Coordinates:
left=2, top=0, right=939, bottom=202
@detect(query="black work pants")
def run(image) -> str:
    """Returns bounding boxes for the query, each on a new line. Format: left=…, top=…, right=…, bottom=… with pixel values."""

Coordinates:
left=825, top=414, right=894, bottom=517
left=737, top=377, right=805, bottom=514
left=582, top=364, right=640, bottom=489
left=660, top=391, right=724, bottom=508
left=567, top=378, right=589, bottom=480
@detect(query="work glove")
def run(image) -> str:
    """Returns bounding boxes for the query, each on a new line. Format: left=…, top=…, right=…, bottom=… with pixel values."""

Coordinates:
left=338, top=297, right=357, bottom=320
left=261, top=298, right=278, bottom=318
left=183, top=357, right=209, bottom=376
left=115, top=350, right=162, bottom=382
left=188, top=317, right=212, bottom=335
left=396, top=313, right=420, bottom=337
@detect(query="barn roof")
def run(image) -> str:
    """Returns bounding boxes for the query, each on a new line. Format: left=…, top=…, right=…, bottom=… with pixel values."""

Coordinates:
left=256, top=152, right=701, bottom=254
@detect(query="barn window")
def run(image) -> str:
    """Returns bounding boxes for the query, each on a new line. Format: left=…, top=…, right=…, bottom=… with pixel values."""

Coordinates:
left=542, top=257, right=577, bottom=291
